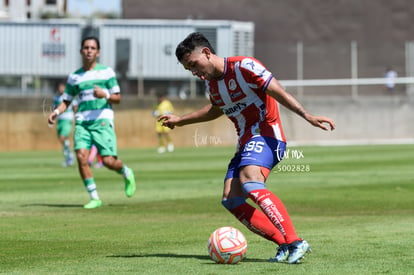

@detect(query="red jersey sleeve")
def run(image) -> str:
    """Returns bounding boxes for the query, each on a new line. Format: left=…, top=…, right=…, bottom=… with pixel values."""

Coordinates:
left=239, top=57, right=273, bottom=92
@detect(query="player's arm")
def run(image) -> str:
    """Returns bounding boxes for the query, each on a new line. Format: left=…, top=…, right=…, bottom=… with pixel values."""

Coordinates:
left=159, top=104, right=223, bottom=129
left=48, top=100, right=70, bottom=125
left=265, top=78, right=335, bottom=131
left=93, top=85, right=120, bottom=104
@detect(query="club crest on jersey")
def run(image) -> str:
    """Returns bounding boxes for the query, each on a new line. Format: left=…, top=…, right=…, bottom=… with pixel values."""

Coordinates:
left=228, top=79, right=237, bottom=91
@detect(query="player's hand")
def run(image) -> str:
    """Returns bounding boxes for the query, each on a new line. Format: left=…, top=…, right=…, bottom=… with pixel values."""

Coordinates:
left=93, top=85, right=108, bottom=99
left=305, top=114, right=336, bottom=131
left=158, top=114, right=180, bottom=129
left=47, top=111, right=58, bottom=127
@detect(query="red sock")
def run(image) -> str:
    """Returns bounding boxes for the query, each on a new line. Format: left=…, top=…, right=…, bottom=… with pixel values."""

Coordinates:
left=248, top=189, right=300, bottom=244
left=97, top=153, right=102, bottom=163
left=229, top=203, right=286, bottom=245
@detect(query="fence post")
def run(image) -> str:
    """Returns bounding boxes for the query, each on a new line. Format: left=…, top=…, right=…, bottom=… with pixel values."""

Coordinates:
left=137, top=43, right=144, bottom=97
left=351, top=41, right=358, bottom=99
left=297, top=41, right=304, bottom=97
left=405, top=41, right=414, bottom=96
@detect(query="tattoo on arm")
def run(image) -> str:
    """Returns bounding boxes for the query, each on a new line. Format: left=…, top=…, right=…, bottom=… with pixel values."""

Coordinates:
left=296, top=107, right=307, bottom=117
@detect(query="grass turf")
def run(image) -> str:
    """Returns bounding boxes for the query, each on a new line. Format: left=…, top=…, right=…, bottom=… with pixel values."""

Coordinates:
left=0, top=144, right=413, bottom=274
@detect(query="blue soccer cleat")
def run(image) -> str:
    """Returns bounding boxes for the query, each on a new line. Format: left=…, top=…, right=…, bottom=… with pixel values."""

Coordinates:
left=269, top=243, right=289, bottom=263
left=287, top=240, right=311, bottom=264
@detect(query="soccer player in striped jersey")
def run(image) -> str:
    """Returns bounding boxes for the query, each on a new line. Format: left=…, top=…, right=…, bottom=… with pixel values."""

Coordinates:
left=53, top=82, right=76, bottom=167
left=160, top=32, right=335, bottom=264
left=48, top=37, right=136, bottom=209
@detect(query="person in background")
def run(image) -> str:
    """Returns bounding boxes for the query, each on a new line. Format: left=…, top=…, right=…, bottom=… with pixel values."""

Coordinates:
left=53, top=82, right=76, bottom=167
left=152, top=94, right=174, bottom=153
left=384, top=66, right=397, bottom=92
left=160, top=32, right=335, bottom=264
left=88, top=144, right=103, bottom=168
left=48, top=36, right=136, bottom=209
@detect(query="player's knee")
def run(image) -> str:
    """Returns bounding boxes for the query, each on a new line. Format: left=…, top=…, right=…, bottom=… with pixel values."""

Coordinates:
left=221, top=197, right=246, bottom=211
left=102, top=156, right=114, bottom=167
left=242, top=181, right=266, bottom=194
left=76, top=150, right=88, bottom=163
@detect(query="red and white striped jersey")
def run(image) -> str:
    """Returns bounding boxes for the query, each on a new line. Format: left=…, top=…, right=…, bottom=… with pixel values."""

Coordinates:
left=206, top=56, right=286, bottom=148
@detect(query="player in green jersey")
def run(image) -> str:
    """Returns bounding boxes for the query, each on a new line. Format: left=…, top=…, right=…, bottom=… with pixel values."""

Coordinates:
left=48, top=36, right=136, bottom=209
left=53, top=82, right=76, bottom=167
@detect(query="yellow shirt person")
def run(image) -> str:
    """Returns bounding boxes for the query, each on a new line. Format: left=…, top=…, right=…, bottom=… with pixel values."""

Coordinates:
left=153, top=95, right=174, bottom=153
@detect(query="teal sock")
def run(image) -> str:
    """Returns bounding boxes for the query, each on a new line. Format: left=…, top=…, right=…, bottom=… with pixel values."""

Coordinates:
left=83, top=178, right=99, bottom=200
left=118, top=165, right=129, bottom=177
left=63, top=140, right=71, bottom=161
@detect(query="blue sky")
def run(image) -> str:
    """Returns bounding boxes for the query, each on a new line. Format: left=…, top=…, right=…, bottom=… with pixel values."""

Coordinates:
left=67, top=0, right=122, bottom=16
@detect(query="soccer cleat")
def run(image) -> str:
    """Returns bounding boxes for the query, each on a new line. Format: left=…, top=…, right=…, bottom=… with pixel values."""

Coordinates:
left=94, top=162, right=103, bottom=168
left=124, top=167, right=136, bottom=197
left=83, top=199, right=103, bottom=209
left=62, top=160, right=74, bottom=167
left=65, top=160, right=74, bottom=167
left=287, top=240, right=311, bottom=264
left=167, top=143, right=174, bottom=152
left=269, top=244, right=289, bottom=262
left=67, top=155, right=75, bottom=166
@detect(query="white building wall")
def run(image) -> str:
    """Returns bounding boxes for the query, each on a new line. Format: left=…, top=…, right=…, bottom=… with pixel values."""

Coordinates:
left=0, top=0, right=65, bottom=20
left=0, top=19, right=254, bottom=79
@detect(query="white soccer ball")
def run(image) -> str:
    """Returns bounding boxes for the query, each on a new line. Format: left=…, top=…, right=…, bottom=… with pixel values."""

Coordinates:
left=207, top=226, right=247, bottom=264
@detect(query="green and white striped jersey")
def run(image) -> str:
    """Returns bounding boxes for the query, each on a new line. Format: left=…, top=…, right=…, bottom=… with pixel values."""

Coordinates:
left=53, top=94, right=77, bottom=121
left=62, top=63, right=120, bottom=122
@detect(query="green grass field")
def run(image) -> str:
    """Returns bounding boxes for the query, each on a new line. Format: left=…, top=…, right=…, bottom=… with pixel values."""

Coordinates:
left=1, top=144, right=413, bottom=274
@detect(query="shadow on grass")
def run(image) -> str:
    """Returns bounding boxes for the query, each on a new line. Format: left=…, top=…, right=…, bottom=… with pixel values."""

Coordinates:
left=21, top=203, right=82, bottom=208
left=107, top=253, right=267, bottom=262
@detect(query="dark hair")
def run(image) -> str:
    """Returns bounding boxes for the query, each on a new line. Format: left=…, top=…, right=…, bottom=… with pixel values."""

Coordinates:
left=81, top=36, right=100, bottom=50
left=175, top=32, right=215, bottom=62
left=55, top=80, right=66, bottom=90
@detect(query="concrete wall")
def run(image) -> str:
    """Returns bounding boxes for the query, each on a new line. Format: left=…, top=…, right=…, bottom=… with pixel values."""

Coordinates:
left=0, top=95, right=413, bottom=151
left=280, top=96, right=414, bottom=145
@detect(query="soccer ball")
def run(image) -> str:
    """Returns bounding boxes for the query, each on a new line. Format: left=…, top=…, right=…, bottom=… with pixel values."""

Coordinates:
left=207, top=226, right=247, bottom=264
